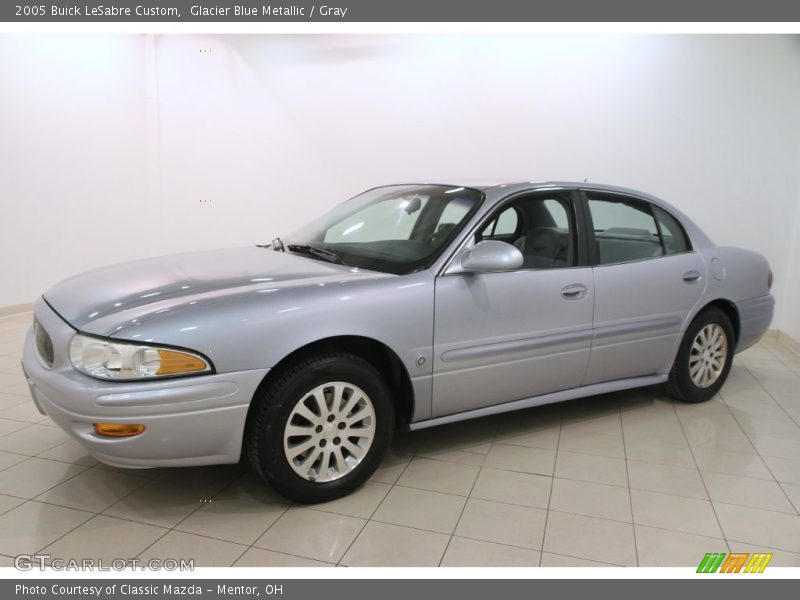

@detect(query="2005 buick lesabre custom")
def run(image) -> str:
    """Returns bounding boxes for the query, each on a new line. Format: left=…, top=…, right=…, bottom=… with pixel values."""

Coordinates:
left=22, top=181, right=774, bottom=502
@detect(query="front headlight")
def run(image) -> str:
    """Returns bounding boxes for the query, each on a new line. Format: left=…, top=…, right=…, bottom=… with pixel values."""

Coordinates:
left=69, top=334, right=212, bottom=381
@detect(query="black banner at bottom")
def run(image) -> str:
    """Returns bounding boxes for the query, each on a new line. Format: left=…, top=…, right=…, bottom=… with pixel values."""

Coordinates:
left=3, top=579, right=798, bottom=600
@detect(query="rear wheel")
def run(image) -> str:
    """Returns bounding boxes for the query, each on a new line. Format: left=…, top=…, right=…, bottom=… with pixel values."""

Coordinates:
left=665, top=307, right=735, bottom=403
left=245, top=350, right=394, bottom=503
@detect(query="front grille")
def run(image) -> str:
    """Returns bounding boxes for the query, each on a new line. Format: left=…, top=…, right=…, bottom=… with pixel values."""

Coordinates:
left=33, top=319, right=54, bottom=368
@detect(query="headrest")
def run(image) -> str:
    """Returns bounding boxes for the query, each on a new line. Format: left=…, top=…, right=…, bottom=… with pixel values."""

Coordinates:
left=527, top=228, right=563, bottom=255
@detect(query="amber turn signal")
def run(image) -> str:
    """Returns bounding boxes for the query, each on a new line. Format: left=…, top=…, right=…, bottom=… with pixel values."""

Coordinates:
left=156, top=349, right=209, bottom=376
left=93, top=423, right=146, bottom=437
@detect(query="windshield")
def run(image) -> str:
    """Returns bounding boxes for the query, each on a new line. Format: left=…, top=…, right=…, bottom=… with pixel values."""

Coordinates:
left=286, top=184, right=483, bottom=274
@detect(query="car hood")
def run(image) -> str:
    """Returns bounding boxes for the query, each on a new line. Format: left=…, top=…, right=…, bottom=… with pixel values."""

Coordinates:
left=44, top=246, right=391, bottom=335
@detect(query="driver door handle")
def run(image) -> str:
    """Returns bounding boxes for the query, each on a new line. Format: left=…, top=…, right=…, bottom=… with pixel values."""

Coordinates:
left=561, top=284, right=588, bottom=300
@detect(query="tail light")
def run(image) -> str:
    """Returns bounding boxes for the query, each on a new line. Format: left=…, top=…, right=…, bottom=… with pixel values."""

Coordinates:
left=768, top=269, right=773, bottom=290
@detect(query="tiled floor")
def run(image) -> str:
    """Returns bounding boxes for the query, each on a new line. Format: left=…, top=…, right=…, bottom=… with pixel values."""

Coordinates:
left=1, top=311, right=800, bottom=567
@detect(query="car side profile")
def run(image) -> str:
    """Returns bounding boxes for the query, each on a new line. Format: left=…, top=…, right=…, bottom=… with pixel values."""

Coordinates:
left=22, top=181, right=775, bottom=502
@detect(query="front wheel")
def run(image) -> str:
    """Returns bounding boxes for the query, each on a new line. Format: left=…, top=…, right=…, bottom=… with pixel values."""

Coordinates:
left=665, top=307, right=735, bottom=403
left=245, top=350, right=394, bottom=503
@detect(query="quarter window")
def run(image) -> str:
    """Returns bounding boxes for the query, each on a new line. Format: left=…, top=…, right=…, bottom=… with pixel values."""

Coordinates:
left=653, top=206, right=691, bottom=254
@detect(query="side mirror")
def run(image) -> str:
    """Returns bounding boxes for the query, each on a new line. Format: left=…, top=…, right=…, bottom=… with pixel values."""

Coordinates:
left=460, top=240, right=523, bottom=273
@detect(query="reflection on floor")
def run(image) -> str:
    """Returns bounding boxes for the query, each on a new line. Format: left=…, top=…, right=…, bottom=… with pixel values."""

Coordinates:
left=0, top=312, right=799, bottom=567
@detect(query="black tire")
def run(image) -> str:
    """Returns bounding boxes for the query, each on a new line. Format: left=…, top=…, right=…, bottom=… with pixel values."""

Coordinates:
left=665, top=307, right=735, bottom=403
left=245, top=350, right=394, bottom=503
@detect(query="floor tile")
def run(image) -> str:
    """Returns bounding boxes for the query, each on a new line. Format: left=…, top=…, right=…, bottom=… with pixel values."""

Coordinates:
left=0, top=451, right=27, bottom=472
left=36, top=468, right=152, bottom=513
left=750, top=435, right=800, bottom=460
left=557, top=429, right=624, bottom=459
left=562, top=412, right=622, bottom=437
left=0, top=418, right=32, bottom=437
left=702, top=471, right=795, bottom=513
left=139, top=530, right=247, bottom=567
left=554, top=451, right=628, bottom=487
left=37, top=440, right=99, bottom=467
left=454, top=498, right=546, bottom=549
left=737, top=416, right=800, bottom=441
left=233, top=547, right=333, bottom=567
left=0, top=394, right=27, bottom=411
left=42, top=515, right=166, bottom=561
left=781, top=482, right=800, bottom=512
left=630, top=489, right=722, bottom=538
left=0, top=356, right=23, bottom=375
left=396, top=457, right=479, bottom=496
left=627, top=461, right=707, bottom=499
left=469, top=467, right=551, bottom=508
left=0, top=381, right=29, bottom=397
left=761, top=455, right=800, bottom=484
left=308, top=480, right=390, bottom=519
left=714, top=502, right=800, bottom=553
left=416, top=421, right=495, bottom=456
left=728, top=401, right=792, bottom=422
left=171, top=475, right=290, bottom=545
left=623, top=439, right=695, bottom=468
left=254, top=507, right=364, bottom=563
left=691, top=446, right=774, bottom=480
left=369, top=451, right=411, bottom=485
left=549, top=478, right=632, bottom=522
left=493, top=406, right=562, bottom=441
left=683, top=421, right=755, bottom=453
left=0, top=494, right=24, bottom=515
left=0, top=424, right=69, bottom=455
left=0, top=402, right=49, bottom=424
left=373, top=485, right=465, bottom=534
left=103, top=467, right=238, bottom=528
left=340, top=521, right=449, bottom=567
left=540, top=552, right=616, bottom=567
left=414, top=448, right=486, bottom=466
left=483, top=444, right=556, bottom=475
left=621, top=422, right=688, bottom=446
left=0, top=501, right=92, bottom=555
left=441, top=536, right=540, bottom=567
left=0, top=458, right=86, bottom=498
left=635, top=525, right=726, bottom=567
left=494, top=424, right=561, bottom=450
left=543, top=511, right=637, bottom=566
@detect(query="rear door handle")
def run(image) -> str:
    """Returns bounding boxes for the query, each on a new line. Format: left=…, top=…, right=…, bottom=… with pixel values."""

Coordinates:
left=682, top=270, right=702, bottom=284
left=561, top=284, right=588, bottom=300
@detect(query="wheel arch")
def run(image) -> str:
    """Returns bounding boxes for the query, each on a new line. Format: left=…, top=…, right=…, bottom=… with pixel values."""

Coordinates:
left=242, top=335, right=415, bottom=450
left=700, top=298, right=741, bottom=345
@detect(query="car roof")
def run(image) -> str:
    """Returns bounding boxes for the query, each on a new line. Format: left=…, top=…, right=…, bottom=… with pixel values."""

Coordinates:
left=411, top=180, right=664, bottom=199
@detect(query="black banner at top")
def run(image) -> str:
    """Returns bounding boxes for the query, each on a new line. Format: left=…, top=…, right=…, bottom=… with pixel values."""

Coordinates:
left=2, top=0, right=800, bottom=22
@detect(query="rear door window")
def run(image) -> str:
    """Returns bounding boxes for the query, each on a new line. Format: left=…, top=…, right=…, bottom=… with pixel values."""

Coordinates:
left=587, top=196, right=664, bottom=264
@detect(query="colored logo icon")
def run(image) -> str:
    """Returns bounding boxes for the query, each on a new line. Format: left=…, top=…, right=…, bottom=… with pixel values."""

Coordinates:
left=696, top=552, right=773, bottom=573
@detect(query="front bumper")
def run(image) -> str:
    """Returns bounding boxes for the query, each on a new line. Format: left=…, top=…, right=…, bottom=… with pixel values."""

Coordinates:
left=22, top=297, right=268, bottom=468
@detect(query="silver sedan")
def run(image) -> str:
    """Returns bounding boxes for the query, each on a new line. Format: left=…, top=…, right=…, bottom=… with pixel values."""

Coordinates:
left=22, top=181, right=775, bottom=502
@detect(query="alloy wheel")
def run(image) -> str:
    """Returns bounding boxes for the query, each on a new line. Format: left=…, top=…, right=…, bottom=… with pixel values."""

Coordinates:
left=283, top=381, right=376, bottom=483
left=688, top=323, right=728, bottom=389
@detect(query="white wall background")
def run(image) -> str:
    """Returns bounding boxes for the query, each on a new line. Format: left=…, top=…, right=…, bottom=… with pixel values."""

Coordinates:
left=1, top=34, right=799, bottom=335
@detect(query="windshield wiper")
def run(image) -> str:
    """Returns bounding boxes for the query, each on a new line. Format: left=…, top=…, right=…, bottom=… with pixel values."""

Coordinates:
left=286, top=244, right=345, bottom=265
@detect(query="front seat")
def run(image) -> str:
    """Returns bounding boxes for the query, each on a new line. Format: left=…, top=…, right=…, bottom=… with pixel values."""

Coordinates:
left=521, top=227, right=568, bottom=269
